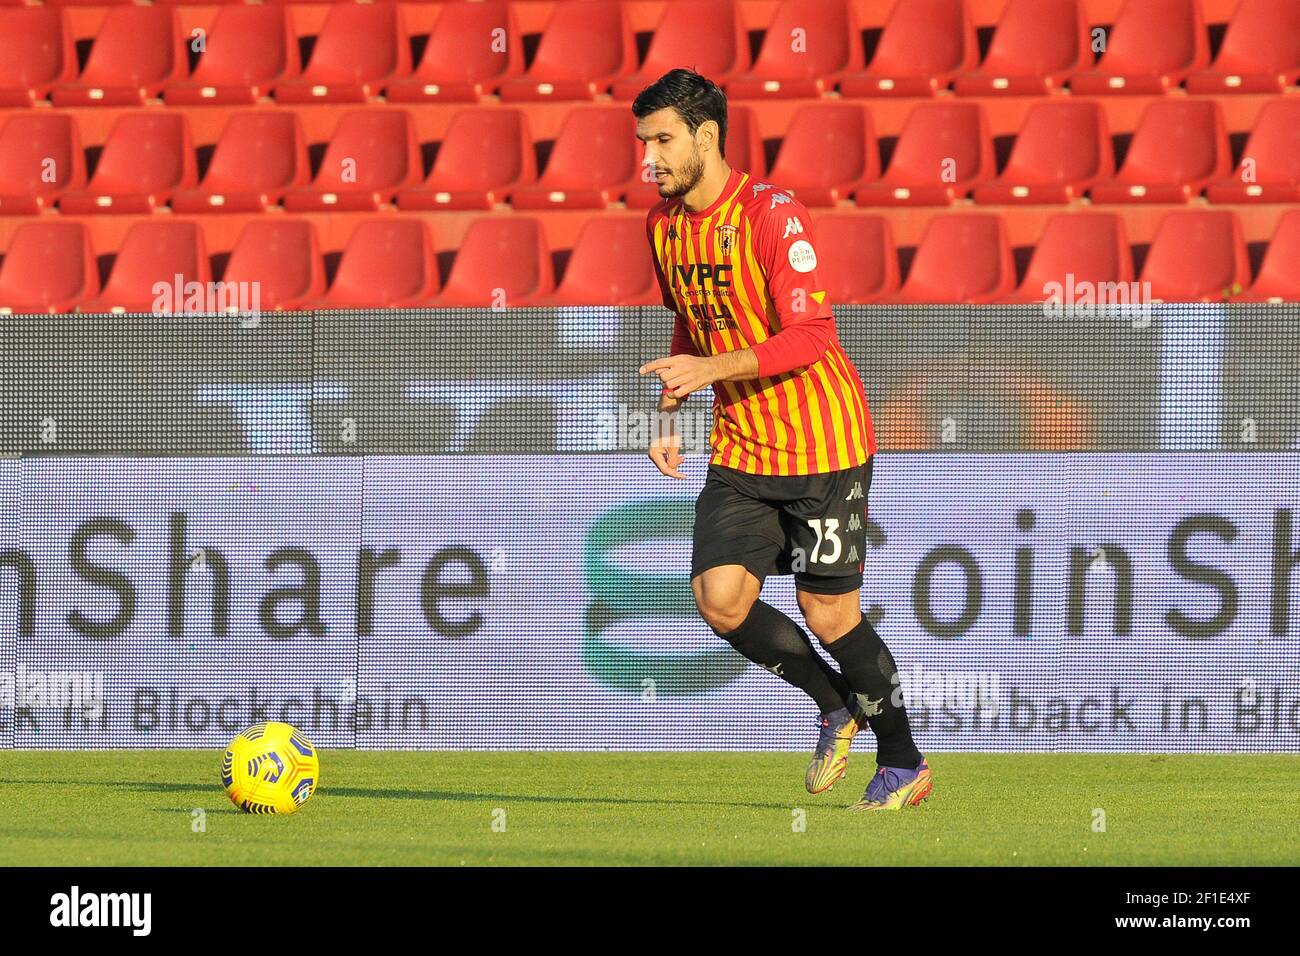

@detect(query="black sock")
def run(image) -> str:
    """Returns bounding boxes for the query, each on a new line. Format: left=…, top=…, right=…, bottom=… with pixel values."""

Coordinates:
left=801, top=633, right=855, bottom=711
left=824, top=616, right=923, bottom=768
left=719, top=600, right=851, bottom=715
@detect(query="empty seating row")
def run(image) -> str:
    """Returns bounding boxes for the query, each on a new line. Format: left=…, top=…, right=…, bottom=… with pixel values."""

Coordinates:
left=0, top=217, right=633, bottom=312
left=817, top=208, right=1296, bottom=303
left=3, top=98, right=1297, bottom=217
left=2, top=209, right=1296, bottom=314
left=2, top=0, right=1296, bottom=108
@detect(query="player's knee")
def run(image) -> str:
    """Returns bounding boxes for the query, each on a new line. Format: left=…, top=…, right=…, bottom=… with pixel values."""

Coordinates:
left=693, top=591, right=753, bottom=635
left=803, top=608, right=842, bottom=644
left=692, top=573, right=758, bottom=635
left=798, top=591, right=857, bottom=644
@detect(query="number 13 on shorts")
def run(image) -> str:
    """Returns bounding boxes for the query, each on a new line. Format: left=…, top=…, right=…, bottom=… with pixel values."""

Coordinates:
left=805, top=518, right=842, bottom=564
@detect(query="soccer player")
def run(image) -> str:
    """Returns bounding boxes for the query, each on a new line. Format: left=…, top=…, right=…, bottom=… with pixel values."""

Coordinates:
left=634, top=70, right=930, bottom=811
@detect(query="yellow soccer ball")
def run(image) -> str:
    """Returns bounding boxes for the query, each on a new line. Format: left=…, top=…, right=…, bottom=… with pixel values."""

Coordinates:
left=222, top=721, right=320, bottom=814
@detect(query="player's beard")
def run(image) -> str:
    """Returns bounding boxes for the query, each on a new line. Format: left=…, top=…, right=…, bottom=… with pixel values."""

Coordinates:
left=659, top=147, right=705, bottom=199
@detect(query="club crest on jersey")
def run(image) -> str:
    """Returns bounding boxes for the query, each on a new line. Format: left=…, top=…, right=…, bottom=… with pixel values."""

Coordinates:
left=717, top=224, right=738, bottom=257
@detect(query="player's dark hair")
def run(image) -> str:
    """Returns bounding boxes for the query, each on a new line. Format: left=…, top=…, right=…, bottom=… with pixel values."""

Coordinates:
left=631, top=68, right=728, bottom=157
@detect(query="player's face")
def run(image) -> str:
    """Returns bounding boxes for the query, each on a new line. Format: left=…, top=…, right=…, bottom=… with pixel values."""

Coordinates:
left=636, top=109, right=707, bottom=199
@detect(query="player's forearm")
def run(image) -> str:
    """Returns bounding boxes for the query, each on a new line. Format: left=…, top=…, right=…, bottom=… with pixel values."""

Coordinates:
left=708, top=348, right=759, bottom=383
left=657, top=389, right=684, bottom=414
left=654, top=395, right=682, bottom=448
left=748, top=317, right=834, bottom=379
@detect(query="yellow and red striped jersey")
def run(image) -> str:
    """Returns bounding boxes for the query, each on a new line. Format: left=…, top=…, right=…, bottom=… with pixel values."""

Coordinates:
left=647, top=167, right=876, bottom=476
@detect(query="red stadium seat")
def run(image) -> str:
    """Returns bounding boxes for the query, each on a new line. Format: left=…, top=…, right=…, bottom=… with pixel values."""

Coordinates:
left=974, top=101, right=1112, bottom=204
left=954, top=0, right=1090, bottom=96
left=810, top=214, right=899, bottom=303
left=511, top=109, right=638, bottom=210
left=766, top=104, right=877, bottom=207
left=1141, top=211, right=1250, bottom=302
left=890, top=214, right=1015, bottom=303
left=726, top=0, right=863, bottom=99
left=314, top=219, right=439, bottom=309
left=172, top=112, right=309, bottom=214
left=1240, top=211, right=1300, bottom=302
left=497, top=0, right=635, bottom=101
left=625, top=104, right=763, bottom=209
left=854, top=102, right=993, bottom=206
left=398, top=109, right=535, bottom=211
left=386, top=0, right=523, bottom=103
left=611, top=0, right=750, bottom=100
left=0, top=222, right=98, bottom=314
left=1089, top=100, right=1228, bottom=204
left=541, top=217, right=658, bottom=306
left=1186, top=0, right=1300, bottom=94
left=0, top=113, right=85, bottom=215
left=282, top=110, right=422, bottom=212
left=274, top=3, right=409, bottom=103
left=1004, top=213, right=1133, bottom=303
left=0, top=8, right=76, bottom=107
left=80, top=221, right=211, bottom=314
left=165, top=6, right=299, bottom=106
left=1070, top=0, right=1208, bottom=94
left=59, top=113, right=196, bottom=215
left=221, top=220, right=325, bottom=311
left=1205, top=99, right=1300, bottom=204
left=433, top=217, right=554, bottom=307
left=840, top=0, right=977, bottom=97
left=52, top=7, right=185, bottom=107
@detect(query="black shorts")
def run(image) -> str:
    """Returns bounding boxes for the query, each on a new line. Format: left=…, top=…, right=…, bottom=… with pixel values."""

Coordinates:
left=690, top=456, right=872, bottom=595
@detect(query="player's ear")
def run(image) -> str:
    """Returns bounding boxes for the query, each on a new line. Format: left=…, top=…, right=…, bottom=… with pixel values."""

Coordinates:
left=697, top=119, right=719, bottom=155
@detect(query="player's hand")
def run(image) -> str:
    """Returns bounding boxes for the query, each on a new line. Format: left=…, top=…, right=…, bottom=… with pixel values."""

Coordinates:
left=647, top=431, right=687, bottom=480
left=639, top=354, right=717, bottom=399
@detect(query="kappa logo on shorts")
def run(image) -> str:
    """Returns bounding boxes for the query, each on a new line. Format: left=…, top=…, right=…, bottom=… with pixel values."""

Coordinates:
left=844, top=481, right=864, bottom=501
left=845, top=544, right=859, bottom=563
left=847, top=513, right=862, bottom=531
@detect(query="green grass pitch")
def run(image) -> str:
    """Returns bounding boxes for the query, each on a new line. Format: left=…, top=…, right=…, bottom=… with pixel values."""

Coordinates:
left=1, top=751, right=1296, bottom=866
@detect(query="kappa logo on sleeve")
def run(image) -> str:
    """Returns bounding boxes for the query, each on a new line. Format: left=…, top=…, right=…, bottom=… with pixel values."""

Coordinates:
left=788, top=239, right=817, bottom=273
